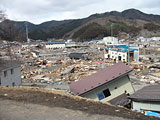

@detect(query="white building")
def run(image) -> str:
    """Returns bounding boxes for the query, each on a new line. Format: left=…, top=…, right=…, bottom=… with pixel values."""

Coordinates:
left=103, top=37, right=118, bottom=45
left=45, top=41, right=66, bottom=49
left=105, top=45, right=139, bottom=62
left=65, top=41, right=77, bottom=48
left=0, top=60, right=21, bottom=87
left=151, top=37, right=160, bottom=41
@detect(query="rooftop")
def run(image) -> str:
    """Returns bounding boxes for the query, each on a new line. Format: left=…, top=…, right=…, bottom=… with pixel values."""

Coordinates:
left=0, top=60, right=21, bottom=71
left=109, top=93, right=130, bottom=106
left=69, top=62, right=132, bottom=95
left=105, top=45, right=139, bottom=52
left=129, top=85, right=160, bottom=102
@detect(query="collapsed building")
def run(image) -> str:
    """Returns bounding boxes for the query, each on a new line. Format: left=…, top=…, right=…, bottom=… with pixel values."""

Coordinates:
left=104, top=45, right=139, bottom=62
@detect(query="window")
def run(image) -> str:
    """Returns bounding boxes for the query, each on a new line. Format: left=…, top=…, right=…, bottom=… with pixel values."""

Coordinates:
left=4, top=71, right=7, bottom=77
left=12, top=82, right=15, bottom=87
left=11, top=69, right=14, bottom=74
left=97, top=92, right=105, bottom=100
left=103, top=89, right=111, bottom=97
left=97, top=88, right=111, bottom=100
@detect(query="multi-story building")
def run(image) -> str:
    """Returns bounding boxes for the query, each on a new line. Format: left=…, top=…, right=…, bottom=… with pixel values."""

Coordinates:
left=105, top=45, right=139, bottom=62
left=0, top=60, right=21, bottom=87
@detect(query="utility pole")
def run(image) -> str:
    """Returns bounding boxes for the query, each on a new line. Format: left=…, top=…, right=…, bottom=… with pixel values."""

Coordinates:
left=111, top=23, right=113, bottom=37
left=111, top=23, right=115, bottom=49
left=25, top=22, right=30, bottom=43
left=25, top=22, right=30, bottom=51
left=128, top=34, right=130, bottom=66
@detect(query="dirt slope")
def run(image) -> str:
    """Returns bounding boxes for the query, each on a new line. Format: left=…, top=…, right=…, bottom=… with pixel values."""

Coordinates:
left=0, top=87, right=159, bottom=120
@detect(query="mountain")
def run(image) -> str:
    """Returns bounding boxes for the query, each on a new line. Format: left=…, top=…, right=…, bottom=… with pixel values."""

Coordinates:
left=0, top=8, right=160, bottom=41
left=38, top=20, right=73, bottom=28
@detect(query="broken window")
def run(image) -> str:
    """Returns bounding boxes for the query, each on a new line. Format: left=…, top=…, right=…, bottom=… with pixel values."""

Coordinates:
left=12, top=82, right=15, bottom=87
left=118, top=56, right=121, bottom=61
left=97, top=92, right=105, bottom=100
left=11, top=69, right=14, bottom=74
left=103, top=89, right=111, bottom=97
left=97, top=88, right=111, bottom=100
left=4, top=71, right=7, bottom=77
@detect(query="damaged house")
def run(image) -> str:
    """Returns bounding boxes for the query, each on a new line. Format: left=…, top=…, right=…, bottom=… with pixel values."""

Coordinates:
left=69, top=62, right=135, bottom=105
left=0, top=60, right=21, bottom=87
left=105, top=45, right=139, bottom=62
left=129, top=85, right=160, bottom=112
left=69, top=52, right=88, bottom=60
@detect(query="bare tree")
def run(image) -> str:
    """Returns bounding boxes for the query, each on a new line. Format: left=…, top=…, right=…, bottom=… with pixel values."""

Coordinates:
left=0, top=10, right=6, bottom=22
left=0, top=10, right=12, bottom=60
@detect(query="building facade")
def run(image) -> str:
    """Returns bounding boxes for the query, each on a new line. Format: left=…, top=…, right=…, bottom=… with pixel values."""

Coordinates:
left=105, top=45, right=139, bottom=62
left=45, top=41, right=66, bottom=49
left=103, top=37, right=118, bottom=45
left=0, top=61, right=21, bottom=87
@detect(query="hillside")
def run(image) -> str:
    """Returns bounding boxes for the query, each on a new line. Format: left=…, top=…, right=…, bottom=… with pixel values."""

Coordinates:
left=0, top=87, right=159, bottom=120
left=0, top=8, right=160, bottom=41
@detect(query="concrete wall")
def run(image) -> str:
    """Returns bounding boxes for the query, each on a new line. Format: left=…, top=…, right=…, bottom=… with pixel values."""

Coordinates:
left=133, top=101, right=160, bottom=112
left=81, top=75, right=134, bottom=102
left=0, top=67, right=21, bottom=87
left=105, top=50, right=127, bottom=62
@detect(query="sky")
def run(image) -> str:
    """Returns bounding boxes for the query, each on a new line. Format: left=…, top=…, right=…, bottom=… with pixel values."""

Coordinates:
left=0, top=0, right=160, bottom=24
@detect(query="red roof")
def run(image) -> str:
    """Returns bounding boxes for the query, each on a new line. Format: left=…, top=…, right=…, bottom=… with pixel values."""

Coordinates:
left=69, top=62, right=132, bottom=95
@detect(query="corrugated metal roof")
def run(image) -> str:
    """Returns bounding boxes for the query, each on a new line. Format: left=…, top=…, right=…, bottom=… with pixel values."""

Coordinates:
left=69, top=62, right=132, bottom=95
left=129, top=85, right=160, bottom=102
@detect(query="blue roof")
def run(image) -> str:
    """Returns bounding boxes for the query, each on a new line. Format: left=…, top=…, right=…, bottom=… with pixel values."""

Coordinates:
left=105, top=45, right=138, bottom=52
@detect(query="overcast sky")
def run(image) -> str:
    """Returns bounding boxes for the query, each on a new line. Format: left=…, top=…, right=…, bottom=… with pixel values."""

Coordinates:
left=0, top=0, right=160, bottom=24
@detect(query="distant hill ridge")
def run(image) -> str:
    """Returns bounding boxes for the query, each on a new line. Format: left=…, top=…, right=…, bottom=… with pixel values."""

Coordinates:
left=0, top=8, right=160, bottom=41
